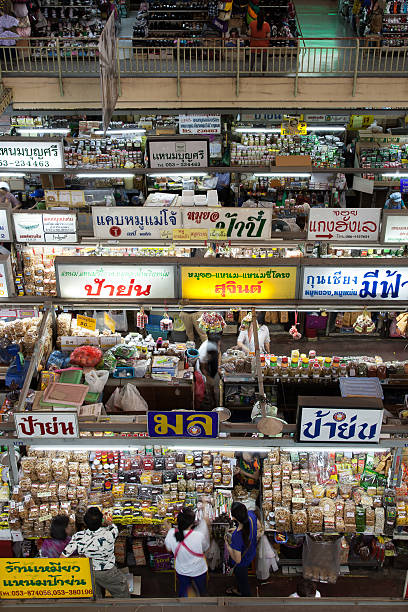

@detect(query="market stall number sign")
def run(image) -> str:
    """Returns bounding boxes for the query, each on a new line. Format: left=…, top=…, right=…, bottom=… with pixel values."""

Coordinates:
left=14, top=413, right=79, bottom=438
left=148, top=411, right=219, bottom=438
left=307, top=208, right=381, bottom=242
left=181, top=266, right=297, bottom=301
left=302, top=266, right=408, bottom=301
left=0, top=557, right=93, bottom=599
left=298, top=407, right=383, bottom=443
left=0, top=140, right=64, bottom=170
left=76, top=315, right=96, bottom=331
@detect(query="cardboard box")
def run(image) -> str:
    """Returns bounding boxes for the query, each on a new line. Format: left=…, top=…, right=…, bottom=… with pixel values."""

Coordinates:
left=275, top=154, right=312, bottom=169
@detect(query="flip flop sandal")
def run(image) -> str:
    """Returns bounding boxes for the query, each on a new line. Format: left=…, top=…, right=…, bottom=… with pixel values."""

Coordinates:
left=226, top=588, right=241, bottom=597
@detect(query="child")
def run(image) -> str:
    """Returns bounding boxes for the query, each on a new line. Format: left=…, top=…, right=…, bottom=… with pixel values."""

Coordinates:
left=290, top=577, right=321, bottom=598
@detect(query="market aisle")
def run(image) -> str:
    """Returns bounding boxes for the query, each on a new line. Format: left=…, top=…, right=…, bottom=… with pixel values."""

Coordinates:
left=119, top=13, right=136, bottom=59
left=295, top=0, right=355, bottom=46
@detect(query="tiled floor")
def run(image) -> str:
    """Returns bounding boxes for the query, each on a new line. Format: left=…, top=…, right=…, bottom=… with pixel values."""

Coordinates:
left=295, top=0, right=355, bottom=46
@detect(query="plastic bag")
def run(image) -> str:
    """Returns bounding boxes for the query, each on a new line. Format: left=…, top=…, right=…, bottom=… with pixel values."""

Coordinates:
left=84, top=370, right=109, bottom=393
left=70, top=345, right=102, bottom=368
left=303, top=534, right=341, bottom=583
left=106, top=383, right=148, bottom=412
left=256, top=535, right=279, bottom=580
left=206, top=539, right=221, bottom=571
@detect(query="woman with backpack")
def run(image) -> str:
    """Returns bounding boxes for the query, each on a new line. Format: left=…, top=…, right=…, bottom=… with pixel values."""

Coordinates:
left=165, top=507, right=210, bottom=597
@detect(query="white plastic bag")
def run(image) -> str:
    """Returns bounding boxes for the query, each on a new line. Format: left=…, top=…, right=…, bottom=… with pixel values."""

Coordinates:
left=84, top=370, right=109, bottom=393
left=256, top=535, right=279, bottom=580
left=206, top=539, right=221, bottom=571
left=106, top=383, right=148, bottom=412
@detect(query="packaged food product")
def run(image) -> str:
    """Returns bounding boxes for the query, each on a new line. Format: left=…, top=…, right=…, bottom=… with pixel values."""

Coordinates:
left=291, top=509, right=307, bottom=534
left=275, top=507, right=291, bottom=531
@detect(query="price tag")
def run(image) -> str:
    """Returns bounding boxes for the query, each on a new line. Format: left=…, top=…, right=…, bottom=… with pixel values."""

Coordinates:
left=11, top=530, right=23, bottom=542
left=24, top=495, right=31, bottom=502
left=13, top=486, right=19, bottom=494
left=39, top=514, right=52, bottom=522
left=77, top=314, right=97, bottom=331
left=292, top=497, right=306, bottom=504
left=104, top=312, right=116, bottom=333
left=37, top=491, right=51, bottom=498
left=290, top=479, right=303, bottom=484
left=209, top=228, right=227, bottom=240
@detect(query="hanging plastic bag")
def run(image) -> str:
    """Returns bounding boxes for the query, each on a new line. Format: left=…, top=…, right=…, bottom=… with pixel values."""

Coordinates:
left=256, top=534, right=279, bottom=580
left=206, top=539, right=221, bottom=571
left=106, top=383, right=148, bottom=412
left=84, top=370, right=109, bottom=393
left=173, top=315, right=186, bottom=332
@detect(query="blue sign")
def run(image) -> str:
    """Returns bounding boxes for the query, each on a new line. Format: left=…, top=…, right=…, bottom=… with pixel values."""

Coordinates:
left=400, top=178, right=408, bottom=194
left=147, top=411, right=219, bottom=438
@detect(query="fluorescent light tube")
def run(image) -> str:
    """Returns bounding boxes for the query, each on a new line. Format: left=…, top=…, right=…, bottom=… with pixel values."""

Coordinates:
left=234, top=127, right=281, bottom=133
left=148, top=172, right=208, bottom=178
left=15, top=128, right=70, bottom=135
left=93, top=129, right=146, bottom=135
left=254, top=173, right=311, bottom=178
left=0, top=173, right=26, bottom=177
left=76, top=173, right=135, bottom=178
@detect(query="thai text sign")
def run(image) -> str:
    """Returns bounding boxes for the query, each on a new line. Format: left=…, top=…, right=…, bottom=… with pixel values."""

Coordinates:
left=382, top=212, right=408, bottom=244
left=148, top=138, right=209, bottom=169
left=0, top=210, right=10, bottom=240
left=179, top=114, right=221, bottom=135
left=0, top=140, right=64, bottom=170
left=302, top=266, right=408, bottom=301
left=307, top=208, right=381, bottom=242
left=181, top=266, right=297, bottom=301
left=148, top=411, right=219, bottom=438
left=0, top=264, right=9, bottom=297
left=55, top=261, right=176, bottom=299
left=183, top=208, right=272, bottom=240
left=0, top=557, right=93, bottom=599
left=92, top=207, right=182, bottom=240
left=76, top=315, right=96, bottom=331
left=299, top=407, right=383, bottom=443
left=14, top=413, right=79, bottom=438
left=13, top=213, right=77, bottom=243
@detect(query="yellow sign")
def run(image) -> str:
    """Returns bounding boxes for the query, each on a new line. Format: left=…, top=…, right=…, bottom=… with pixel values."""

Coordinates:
left=347, top=115, right=374, bottom=130
left=181, top=266, right=297, bottom=301
left=0, top=557, right=94, bottom=599
left=173, top=229, right=191, bottom=240
left=172, top=229, right=208, bottom=241
left=281, top=117, right=307, bottom=136
left=104, top=312, right=116, bottom=333
left=209, top=228, right=228, bottom=240
left=76, top=314, right=96, bottom=331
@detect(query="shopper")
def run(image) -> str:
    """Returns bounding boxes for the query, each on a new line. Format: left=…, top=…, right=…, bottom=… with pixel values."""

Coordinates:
left=289, top=577, right=321, bottom=598
left=248, top=11, right=270, bottom=71
left=225, top=501, right=260, bottom=597
left=237, top=312, right=270, bottom=354
left=61, top=507, right=129, bottom=598
left=164, top=507, right=210, bottom=597
left=0, top=182, right=22, bottom=210
left=40, top=515, right=72, bottom=558
left=198, top=332, right=222, bottom=409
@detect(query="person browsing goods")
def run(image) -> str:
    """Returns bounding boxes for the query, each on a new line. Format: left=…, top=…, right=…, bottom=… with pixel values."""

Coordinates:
left=40, top=515, right=72, bottom=558
left=237, top=313, right=270, bottom=354
left=61, top=507, right=129, bottom=598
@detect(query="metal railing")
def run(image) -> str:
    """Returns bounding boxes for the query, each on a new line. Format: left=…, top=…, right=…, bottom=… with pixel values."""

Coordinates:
left=1, top=36, right=408, bottom=79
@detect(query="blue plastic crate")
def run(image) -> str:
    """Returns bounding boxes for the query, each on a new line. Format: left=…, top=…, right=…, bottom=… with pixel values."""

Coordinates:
left=145, top=324, right=169, bottom=340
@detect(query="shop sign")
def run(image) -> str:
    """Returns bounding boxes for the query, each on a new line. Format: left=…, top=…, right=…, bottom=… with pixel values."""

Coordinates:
left=240, top=112, right=283, bottom=122
left=147, top=138, right=209, bottom=169
left=179, top=114, right=221, bottom=135
left=298, top=407, right=383, bottom=443
left=0, top=140, right=64, bottom=170
left=307, top=208, right=381, bottom=242
left=382, top=212, right=408, bottom=243
left=0, top=557, right=93, bottom=599
left=302, top=266, right=408, bottom=301
left=13, top=213, right=44, bottom=242
left=0, top=209, right=10, bottom=241
left=0, top=264, right=9, bottom=298
left=55, top=262, right=176, bottom=299
left=14, top=413, right=79, bottom=438
left=148, top=411, right=219, bottom=438
left=183, top=208, right=272, bottom=240
left=181, top=266, right=297, bottom=301
left=400, top=178, right=408, bottom=194
left=13, top=213, right=77, bottom=243
left=92, top=207, right=182, bottom=240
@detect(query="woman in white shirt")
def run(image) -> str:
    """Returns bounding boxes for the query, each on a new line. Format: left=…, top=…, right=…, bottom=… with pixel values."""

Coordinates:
left=165, top=507, right=210, bottom=597
left=237, top=313, right=270, bottom=354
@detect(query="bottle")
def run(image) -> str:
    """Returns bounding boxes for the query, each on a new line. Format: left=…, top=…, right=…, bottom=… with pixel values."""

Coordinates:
left=301, top=357, right=310, bottom=380
left=269, top=355, right=278, bottom=381
left=312, top=362, right=321, bottom=382
left=339, top=361, right=348, bottom=377
left=331, top=356, right=340, bottom=381
left=281, top=356, right=289, bottom=381
left=290, top=356, right=300, bottom=381
left=323, top=357, right=332, bottom=382
left=348, top=360, right=357, bottom=377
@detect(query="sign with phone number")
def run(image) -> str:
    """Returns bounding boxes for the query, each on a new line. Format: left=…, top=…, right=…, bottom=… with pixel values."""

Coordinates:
left=0, top=558, right=94, bottom=599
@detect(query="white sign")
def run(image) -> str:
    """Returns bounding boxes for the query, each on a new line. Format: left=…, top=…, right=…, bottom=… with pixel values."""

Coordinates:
left=183, top=208, right=272, bottom=240
left=14, top=413, right=79, bottom=438
left=14, top=213, right=77, bottom=243
left=299, top=407, right=383, bottom=443
left=179, top=114, right=221, bottom=135
left=0, top=264, right=9, bottom=297
left=148, top=139, right=208, bottom=169
left=0, top=140, right=64, bottom=170
left=307, top=208, right=381, bottom=242
left=352, top=176, right=374, bottom=194
left=0, top=210, right=10, bottom=241
left=303, top=266, right=408, bottom=301
left=92, top=207, right=182, bottom=240
left=382, top=212, right=408, bottom=244
left=56, top=262, right=176, bottom=299
left=240, top=112, right=283, bottom=122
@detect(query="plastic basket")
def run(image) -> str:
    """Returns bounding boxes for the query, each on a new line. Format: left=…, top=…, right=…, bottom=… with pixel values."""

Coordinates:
left=145, top=325, right=169, bottom=340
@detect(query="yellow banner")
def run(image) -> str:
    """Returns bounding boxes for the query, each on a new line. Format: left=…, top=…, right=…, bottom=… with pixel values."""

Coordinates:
left=181, top=266, right=297, bottom=301
left=209, top=228, right=228, bottom=240
left=281, top=117, right=307, bottom=136
left=104, top=312, right=116, bottom=333
left=0, top=557, right=93, bottom=599
left=76, top=314, right=96, bottom=331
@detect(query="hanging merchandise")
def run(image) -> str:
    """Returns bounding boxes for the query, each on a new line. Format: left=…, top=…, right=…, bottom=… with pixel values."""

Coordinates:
left=240, top=311, right=253, bottom=329
left=160, top=311, right=173, bottom=332
left=225, top=309, right=235, bottom=323
left=353, top=308, right=376, bottom=334
left=289, top=312, right=302, bottom=340
left=198, top=311, right=226, bottom=334
left=136, top=308, right=149, bottom=329
left=396, top=311, right=408, bottom=336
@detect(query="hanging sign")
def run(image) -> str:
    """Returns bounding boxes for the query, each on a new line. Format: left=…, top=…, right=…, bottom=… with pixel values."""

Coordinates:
left=14, top=413, right=79, bottom=438
left=0, top=140, right=64, bottom=170
left=302, top=266, right=408, bottom=301
left=181, top=266, right=297, bottom=301
left=382, top=211, right=408, bottom=243
left=55, top=259, right=177, bottom=300
left=179, top=114, right=221, bottom=135
left=183, top=208, right=272, bottom=240
left=298, top=407, right=383, bottom=443
left=92, top=207, right=182, bottom=240
left=281, top=117, right=307, bottom=136
left=148, top=411, right=219, bottom=438
left=0, top=264, right=10, bottom=298
left=0, top=209, right=10, bottom=241
left=0, top=557, right=93, bottom=599
left=147, top=138, right=209, bottom=169
left=76, top=314, right=97, bottom=331
left=307, top=208, right=381, bottom=242
left=13, top=213, right=77, bottom=243
left=347, top=115, right=374, bottom=130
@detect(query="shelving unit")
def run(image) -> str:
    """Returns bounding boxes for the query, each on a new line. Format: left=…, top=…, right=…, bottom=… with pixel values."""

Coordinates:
left=382, top=13, right=408, bottom=47
left=146, top=0, right=209, bottom=39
